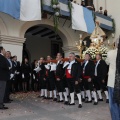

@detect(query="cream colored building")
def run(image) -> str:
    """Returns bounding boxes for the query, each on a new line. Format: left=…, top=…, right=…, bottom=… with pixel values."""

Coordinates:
left=0, top=0, right=119, bottom=62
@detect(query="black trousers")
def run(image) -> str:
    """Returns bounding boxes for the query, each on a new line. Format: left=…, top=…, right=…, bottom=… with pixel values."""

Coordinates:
left=15, top=74, right=22, bottom=91
left=63, top=77, right=68, bottom=88
left=93, top=76, right=107, bottom=91
left=39, top=77, right=47, bottom=89
left=79, top=80, right=84, bottom=91
left=83, top=78, right=94, bottom=91
left=47, top=78, right=56, bottom=91
left=56, top=79, right=65, bottom=92
left=0, top=81, right=6, bottom=107
left=4, top=80, right=11, bottom=102
left=67, top=78, right=80, bottom=94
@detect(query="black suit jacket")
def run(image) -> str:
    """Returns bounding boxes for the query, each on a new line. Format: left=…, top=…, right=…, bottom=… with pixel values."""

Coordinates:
left=56, top=61, right=64, bottom=79
left=21, top=63, right=31, bottom=74
left=82, top=60, right=95, bottom=79
left=71, top=60, right=82, bottom=81
left=0, top=54, right=10, bottom=81
left=96, top=60, right=107, bottom=80
left=39, top=63, right=46, bottom=78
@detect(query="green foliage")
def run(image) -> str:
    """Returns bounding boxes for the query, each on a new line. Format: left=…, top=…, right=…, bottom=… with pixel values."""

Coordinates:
left=112, top=19, right=116, bottom=33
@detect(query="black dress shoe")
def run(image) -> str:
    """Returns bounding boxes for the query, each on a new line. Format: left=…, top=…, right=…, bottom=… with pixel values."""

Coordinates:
left=38, top=96, right=44, bottom=98
left=53, top=98, right=57, bottom=101
left=106, top=99, right=109, bottom=103
left=85, top=100, right=92, bottom=103
left=78, top=104, right=82, bottom=108
left=64, top=101, right=69, bottom=105
left=44, top=97, right=48, bottom=99
left=92, top=97, right=94, bottom=100
left=57, top=100, right=63, bottom=102
left=69, top=103, right=75, bottom=105
left=48, top=97, right=53, bottom=99
left=98, top=98, right=103, bottom=101
left=0, top=107, right=8, bottom=110
left=94, top=102, right=98, bottom=105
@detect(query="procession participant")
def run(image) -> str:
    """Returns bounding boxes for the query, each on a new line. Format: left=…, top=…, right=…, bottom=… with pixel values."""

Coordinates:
left=75, top=55, right=85, bottom=102
left=32, top=60, right=39, bottom=92
left=10, top=56, right=17, bottom=93
left=12, top=56, right=21, bottom=92
left=45, top=56, right=57, bottom=101
left=37, top=57, right=48, bottom=99
left=4, top=51, right=14, bottom=103
left=82, top=53, right=98, bottom=105
left=0, top=46, right=9, bottom=109
left=65, top=52, right=82, bottom=108
left=21, top=58, right=31, bottom=93
left=55, top=53, right=69, bottom=105
left=106, top=38, right=120, bottom=120
left=94, top=54, right=109, bottom=103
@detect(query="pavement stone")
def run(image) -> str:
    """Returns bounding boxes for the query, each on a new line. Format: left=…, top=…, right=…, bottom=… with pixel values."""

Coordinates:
left=0, top=92, right=111, bottom=120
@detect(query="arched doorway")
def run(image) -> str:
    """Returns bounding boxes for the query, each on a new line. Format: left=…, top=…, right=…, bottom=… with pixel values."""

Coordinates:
left=23, top=25, right=64, bottom=62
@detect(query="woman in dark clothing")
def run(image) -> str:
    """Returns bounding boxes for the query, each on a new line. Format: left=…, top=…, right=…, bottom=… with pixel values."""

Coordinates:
left=32, top=60, right=39, bottom=92
left=21, top=58, right=31, bottom=92
left=38, top=57, right=47, bottom=98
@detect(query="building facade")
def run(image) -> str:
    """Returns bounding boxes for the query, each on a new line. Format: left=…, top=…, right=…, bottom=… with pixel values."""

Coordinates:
left=0, top=0, right=119, bottom=62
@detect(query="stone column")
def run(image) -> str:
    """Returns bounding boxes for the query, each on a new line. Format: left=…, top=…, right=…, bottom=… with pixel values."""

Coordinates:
left=0, top=35, right=26, bottom=62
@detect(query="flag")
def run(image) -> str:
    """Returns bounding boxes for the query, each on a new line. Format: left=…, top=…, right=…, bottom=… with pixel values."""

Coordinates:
left=0, top=0, right=41, bottom=21
left=95, top=12, right=113, bottom=31
left=71, top=2, right=95, bottom=34
left=42, top=0, right=54, bottom=13
left=59, top=0, right=70, bottom=17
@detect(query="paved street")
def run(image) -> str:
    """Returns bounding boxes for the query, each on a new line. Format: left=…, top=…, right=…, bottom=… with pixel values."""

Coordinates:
left=0, top=92, right=111, bottom=120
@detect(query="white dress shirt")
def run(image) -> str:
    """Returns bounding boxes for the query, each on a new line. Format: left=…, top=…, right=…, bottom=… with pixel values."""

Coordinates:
left=95, top=60, right=100, bottom=76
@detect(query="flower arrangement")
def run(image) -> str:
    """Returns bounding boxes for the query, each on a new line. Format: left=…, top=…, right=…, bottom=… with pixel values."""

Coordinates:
left=82, top=46, right=108, bottom=60
left=98, top=46, right=108, bottom=60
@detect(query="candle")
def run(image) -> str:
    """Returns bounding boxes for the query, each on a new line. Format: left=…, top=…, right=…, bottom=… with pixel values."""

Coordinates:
left=101, top=38, right=103, bottom=43
left=84, top=41, right=86, bottom=45
left=79, top=34, right=82, bottom=39
left=75, top=41, right=78, bottom=45
left=108, top=40, right=110, bottom=44
left=80, top=40, right=82, bottom=44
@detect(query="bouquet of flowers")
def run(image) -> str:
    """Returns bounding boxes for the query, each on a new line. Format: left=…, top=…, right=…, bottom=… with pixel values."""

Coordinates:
left=82, top=46, right=108, bottom=60
left=98, top=46, right=108, bottom=60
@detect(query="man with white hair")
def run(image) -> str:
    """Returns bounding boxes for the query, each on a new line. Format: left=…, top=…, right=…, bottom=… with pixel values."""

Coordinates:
left=106, top=37, right=120, bottom=120
left=65, top=52, right=83, bottom=108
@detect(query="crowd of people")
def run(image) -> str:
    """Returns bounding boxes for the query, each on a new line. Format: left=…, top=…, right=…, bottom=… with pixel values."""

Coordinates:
left=73, top=0, right=108, bottom=16
left=0, top=46, right=110, bottom=110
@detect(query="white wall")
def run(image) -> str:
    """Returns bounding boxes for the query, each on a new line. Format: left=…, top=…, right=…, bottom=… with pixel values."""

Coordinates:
left=93, top=0, right=120, bottom=42
left=106, top=0, right=120, bottom=40
left=2, top=43, right=23, bottom=62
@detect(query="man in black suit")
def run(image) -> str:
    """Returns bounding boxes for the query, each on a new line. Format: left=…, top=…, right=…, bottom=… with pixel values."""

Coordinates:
left=65, top=52, right=83, bottom=108
left=4, top=51, right=14, bottom=103
left=82, top=53, right=98, bottom=105
left=94, top=54, right=109, bottom=103
left=55, top=53, right=68, bottom=104
left=0, top=46, right=9, bottom=109
left=12, top=56, right=21, bottom=92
